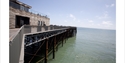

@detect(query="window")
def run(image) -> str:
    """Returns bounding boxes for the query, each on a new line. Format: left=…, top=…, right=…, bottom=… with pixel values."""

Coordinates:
left=24, top=7, right=29, bottom=12
left=10, top=1, right=20, bottom=9
left=38, top=21, right=40, bottom=26
left=20, top=5, right=24, bottom=11
left=20, top=5, right=29, bottom=12
left=41, top=21, right=42, bottom=26
left=43, top=21, right=46, bottom=26
left=10, top=1, right=29, bottom=12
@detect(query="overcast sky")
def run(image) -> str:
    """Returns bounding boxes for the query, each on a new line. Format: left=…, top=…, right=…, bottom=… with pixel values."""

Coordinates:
left=19, top=0, right=116, bottom=30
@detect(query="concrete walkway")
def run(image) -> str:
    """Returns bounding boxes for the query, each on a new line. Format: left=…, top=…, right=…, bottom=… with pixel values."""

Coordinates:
left=9, top=28, right=19, bottom=40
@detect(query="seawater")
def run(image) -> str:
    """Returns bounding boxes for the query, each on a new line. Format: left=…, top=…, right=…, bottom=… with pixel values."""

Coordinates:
left=47, top=27, right=116, bottom=63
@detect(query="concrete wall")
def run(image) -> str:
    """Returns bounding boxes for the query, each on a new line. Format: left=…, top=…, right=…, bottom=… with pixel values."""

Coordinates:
left=9, top=7, right=50, bottom=29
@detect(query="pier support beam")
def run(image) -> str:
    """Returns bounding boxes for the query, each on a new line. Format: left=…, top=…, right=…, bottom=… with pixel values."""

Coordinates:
left=23, top=27, right=77, bottom=63
left=64, top=32, right=66, bottom=43
left=62, top=34, right=64, bottom=47
left=56, top=35, right=58, bottom=51
left=53, top=36, right=56, bottom=59
left=45, top=39, right=48, bottom=63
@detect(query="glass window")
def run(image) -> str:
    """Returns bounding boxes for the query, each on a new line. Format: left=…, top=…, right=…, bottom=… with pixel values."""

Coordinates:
left=20, top=5, right=24, bottom=11
left=41, top=21, right=42, bottom=26
left=38, top=21, right=40, bottom=26
left=24, top=7, right=29, bottom=12
left=10, top=1, right=20, bottom=9
left=10, top=1, right=29, bottom=12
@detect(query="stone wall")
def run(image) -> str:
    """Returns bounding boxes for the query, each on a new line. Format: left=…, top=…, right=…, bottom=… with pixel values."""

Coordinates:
left=9, top=7, right=50, bottom=29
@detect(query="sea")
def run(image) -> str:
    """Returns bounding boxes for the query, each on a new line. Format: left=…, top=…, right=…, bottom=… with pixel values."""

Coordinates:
left=47, top=27, right=116, bottom=63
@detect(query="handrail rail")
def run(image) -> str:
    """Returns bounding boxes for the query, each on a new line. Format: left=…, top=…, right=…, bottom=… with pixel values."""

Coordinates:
left=29, top=9, right=49, bottom=18
left=9, top=25, right=69, bottom=42
left=24, top=28, right=68, bottom=35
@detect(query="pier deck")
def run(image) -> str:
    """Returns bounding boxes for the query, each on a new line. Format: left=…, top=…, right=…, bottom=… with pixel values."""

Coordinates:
left=9, top=25, right=77, bottom=63
left=9, top=28, right=19, bottom=40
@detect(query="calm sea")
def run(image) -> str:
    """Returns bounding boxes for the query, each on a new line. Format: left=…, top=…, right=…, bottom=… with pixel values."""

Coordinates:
left=47, top=27, right=116, bottom=63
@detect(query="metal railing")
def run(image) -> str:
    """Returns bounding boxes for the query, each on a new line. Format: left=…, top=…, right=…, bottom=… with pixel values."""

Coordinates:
left=29, top=9, right=49, bottom=18
left=24, top=28, right=67, bottom=47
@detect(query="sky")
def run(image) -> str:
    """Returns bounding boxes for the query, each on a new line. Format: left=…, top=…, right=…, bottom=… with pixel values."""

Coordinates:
left=19, top=0, right=116, bottom=30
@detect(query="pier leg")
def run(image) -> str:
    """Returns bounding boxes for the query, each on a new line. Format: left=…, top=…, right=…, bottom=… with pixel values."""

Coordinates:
left=62, top=35, right=63, bottom=47
left=64, top=32, right=66, bottom=43
left=66, top=29, right=69, bottom=40
left=53, top=36, right=56, bottom=59
left=56, top=36, right=58, bottom=51
left=65, top=39, right=66, bottom=43
left=56, top=44, right=58, bottom=51
left=45, top=39, right=48, bottom=63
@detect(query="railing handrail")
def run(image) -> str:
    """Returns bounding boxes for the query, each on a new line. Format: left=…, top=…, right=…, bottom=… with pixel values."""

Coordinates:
left=29, top=9, right=49, bottom=18
left=9, top=25, right=69, bottom=42
left=24, top=28, right=68, bottom=35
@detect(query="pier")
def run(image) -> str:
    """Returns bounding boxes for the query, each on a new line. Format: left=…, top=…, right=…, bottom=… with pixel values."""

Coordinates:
left=9, top=25, right=77, bottom=63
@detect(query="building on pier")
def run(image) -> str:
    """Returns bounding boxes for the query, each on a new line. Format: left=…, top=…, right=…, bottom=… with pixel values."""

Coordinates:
left=9, top=0, right=77, bottom=63
left=9, top=0, right=50, bottom=29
